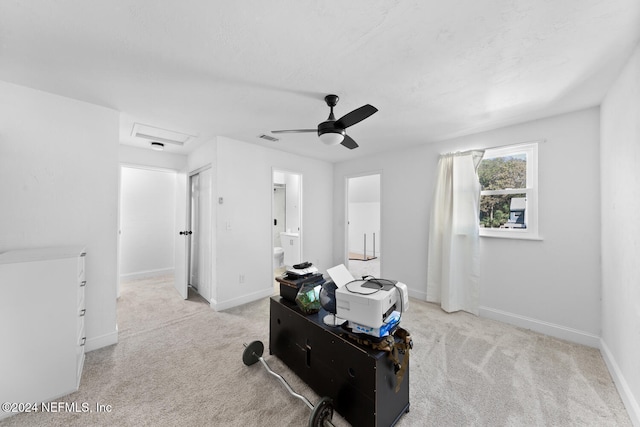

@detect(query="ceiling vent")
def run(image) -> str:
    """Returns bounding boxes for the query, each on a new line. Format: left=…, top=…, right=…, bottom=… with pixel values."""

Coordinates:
left=258, top=134, right=279, bottom=142
left=131, top=123, right=194, bottom=146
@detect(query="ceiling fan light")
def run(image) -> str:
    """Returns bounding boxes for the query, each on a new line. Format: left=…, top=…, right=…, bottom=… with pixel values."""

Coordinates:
left=319, top=131, right=344, bottom=146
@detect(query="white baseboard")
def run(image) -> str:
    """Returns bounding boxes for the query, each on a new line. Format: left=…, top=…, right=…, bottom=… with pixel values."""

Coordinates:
left=120, top=268, right=174, bottom=281
left=85, top=328, right=118, bottom=352
left=348, top=250, right=380, bottom=257
left=211, top=287, right=275, bottom=311
left=408, top=288, right=427, bottom=300
left=600, top=339, right=640, bottom=426
left=478, top=306, right=600, bottom=348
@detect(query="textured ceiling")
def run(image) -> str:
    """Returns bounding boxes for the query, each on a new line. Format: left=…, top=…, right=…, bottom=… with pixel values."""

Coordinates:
left=1, top=0, right=639, bottom=162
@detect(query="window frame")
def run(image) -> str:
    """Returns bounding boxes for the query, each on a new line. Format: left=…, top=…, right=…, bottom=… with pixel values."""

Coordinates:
left=478, top=142, right=540, bottom=240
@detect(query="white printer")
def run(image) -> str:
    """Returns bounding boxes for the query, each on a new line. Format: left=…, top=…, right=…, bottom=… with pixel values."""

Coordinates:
left=334, top=278, right=409, bottom=329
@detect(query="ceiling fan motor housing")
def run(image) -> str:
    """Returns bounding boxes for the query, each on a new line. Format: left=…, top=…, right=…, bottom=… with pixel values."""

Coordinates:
left=324, top=94, right=339, bottom=107
left=318, top=95, right=344, bottom=144
left=318, top=121, right=345, bottom=145
left=318, top=120, right=345, bottom=136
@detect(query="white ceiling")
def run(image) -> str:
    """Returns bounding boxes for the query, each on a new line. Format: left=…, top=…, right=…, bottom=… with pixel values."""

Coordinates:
left=1, top=1, right=639, bottom=163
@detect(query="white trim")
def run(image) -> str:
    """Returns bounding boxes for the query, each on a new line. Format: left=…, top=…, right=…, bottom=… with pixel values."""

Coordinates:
left=189, top=163, right=212, bottom=177
left=481, top=188, right=531, bottom=196
left=479, top=306, right=600, bottom=347
left=271, top=168, right=303, bottom=276
left=479, top=139, right=547, bottom=153
left=600, top=340, right=640, bottom=426
left=120, top=268, right=174, bottom=282
left=480, top=231, right=544, bottom=241
left=479, top=142, right=539, bottom=239
left=211, top=287, right=274, bottom=311
left=187, top=166, right=214, bottom=303
left=120, top=163, right=180, bottom=174
left=409, top=288, right=427, bottom=300
left=85, top=328, right=118, bottom=352
left=344, top=170, right=384, bottom=276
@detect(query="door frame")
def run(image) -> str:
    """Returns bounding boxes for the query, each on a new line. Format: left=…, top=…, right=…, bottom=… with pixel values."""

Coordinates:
left=187, top=165, right=213, bottom=302
left=344, top=171, right=383, bottom=276
left=271, top=168, right=303, bottom=277
left=117, top=163, right=183, bottom=297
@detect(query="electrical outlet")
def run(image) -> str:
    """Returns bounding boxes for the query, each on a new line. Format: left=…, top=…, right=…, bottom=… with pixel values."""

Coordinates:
left=239, top=274, right=245, bottom=284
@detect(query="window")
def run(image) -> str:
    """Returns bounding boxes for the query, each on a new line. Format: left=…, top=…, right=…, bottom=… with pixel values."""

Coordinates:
left=478, top=142, right=539, bottom=239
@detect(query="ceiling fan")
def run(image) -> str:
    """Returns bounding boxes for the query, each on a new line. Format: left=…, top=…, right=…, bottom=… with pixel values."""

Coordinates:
left=271, top=95, right=378, bottom=149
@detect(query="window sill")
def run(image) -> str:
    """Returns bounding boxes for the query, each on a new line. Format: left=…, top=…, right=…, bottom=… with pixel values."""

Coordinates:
left=479, top=231, right=543, bottom=241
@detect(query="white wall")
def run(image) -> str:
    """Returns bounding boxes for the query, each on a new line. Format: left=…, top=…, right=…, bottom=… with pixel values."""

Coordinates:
left=191, top=137, right=334, bottom=310
left=119, top=166, right=176, bottom=279
left=0, top=81, right=119, bottom=351
left=600, top=43, right=640, bottom=426
left=334, top=107, right=602, bottom=346
left=334, top=145, right=434, bottom=287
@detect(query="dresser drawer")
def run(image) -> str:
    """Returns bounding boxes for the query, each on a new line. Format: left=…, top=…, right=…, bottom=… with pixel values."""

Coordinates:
left=78, top=252, right=86, bottom=281
left=77, top=284, right=85, bottom=311
left=77, top=314, right=86, bottom=347
left=77, top=278, right=86, bottom=308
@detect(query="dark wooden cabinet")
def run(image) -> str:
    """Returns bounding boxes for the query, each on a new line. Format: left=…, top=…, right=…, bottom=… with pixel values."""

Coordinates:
left=269, top=296, right=409, bottom=427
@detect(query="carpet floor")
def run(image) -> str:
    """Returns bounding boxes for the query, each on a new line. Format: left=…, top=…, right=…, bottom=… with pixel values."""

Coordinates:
left=1, top=275, right=630, bottom=426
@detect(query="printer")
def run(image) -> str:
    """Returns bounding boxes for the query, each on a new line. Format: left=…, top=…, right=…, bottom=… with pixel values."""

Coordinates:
left=335, top=278, right=409, bottom=329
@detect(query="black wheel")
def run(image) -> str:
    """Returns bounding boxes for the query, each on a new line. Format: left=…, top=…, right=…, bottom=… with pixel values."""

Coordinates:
left=309, top=396, right=333, bottom=427
left=242, top=341, right=264, bottom=366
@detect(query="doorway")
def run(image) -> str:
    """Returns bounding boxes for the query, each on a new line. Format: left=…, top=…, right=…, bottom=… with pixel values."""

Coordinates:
left=187, top=167, right=213, bottom=302
left=118, top=165, right=177, bottom=297
left=346, top=173, right=381, bottom=279
left=272, top=169, right=302, bottom=292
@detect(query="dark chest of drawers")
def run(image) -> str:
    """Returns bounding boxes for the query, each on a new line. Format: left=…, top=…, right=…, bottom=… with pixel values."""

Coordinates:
left=269, top=296, right=410, bottom=427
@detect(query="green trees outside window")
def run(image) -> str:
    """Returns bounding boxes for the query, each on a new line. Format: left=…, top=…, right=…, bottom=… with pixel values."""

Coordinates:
left=478, top=155, right=527, bottom=229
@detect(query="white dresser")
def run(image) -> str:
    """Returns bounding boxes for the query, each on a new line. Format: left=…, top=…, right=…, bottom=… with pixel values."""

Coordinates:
left=0, top=246, right=86, bottom=419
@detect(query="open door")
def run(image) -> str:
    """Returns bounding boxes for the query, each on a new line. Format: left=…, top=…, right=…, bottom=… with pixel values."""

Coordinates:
left=346, top=173, right=381, bottom=278
left=272, top=170, right=302, bottom=270
left=174, top=170, right=189, bottom=299
left=188, top=167, right=212, bottom=302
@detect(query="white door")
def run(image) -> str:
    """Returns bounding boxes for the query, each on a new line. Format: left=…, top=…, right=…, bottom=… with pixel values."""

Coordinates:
left=189, top=173, right=200, bottom=288
left=189, top=168, right=212, bottom=302
left=174, top=171, right=188, bottom=299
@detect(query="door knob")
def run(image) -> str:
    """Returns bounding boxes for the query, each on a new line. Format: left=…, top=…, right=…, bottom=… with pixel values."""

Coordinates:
left=179, top=231, right=193, bottom=235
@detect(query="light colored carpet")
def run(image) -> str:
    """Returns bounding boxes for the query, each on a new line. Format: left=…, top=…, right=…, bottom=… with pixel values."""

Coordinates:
left=1, top=275, right=630, bottom=426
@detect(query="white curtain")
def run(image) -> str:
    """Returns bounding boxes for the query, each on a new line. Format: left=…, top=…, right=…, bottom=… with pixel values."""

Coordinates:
left=426, top=150, right=484, bottom=314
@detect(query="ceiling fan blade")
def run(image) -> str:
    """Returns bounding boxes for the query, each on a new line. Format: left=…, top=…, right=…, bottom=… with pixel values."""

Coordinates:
left=271, top=129, right=317, bottom=134
left=335, top=104, right=378, bottom=129
left=341, top=134, right=359, bottom=150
